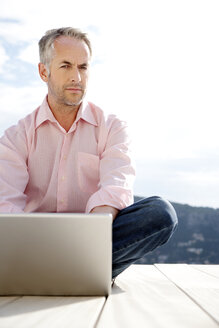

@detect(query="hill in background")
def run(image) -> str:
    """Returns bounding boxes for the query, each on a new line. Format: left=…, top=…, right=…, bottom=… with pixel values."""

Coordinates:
left=134, top=196, right=219, bottom=264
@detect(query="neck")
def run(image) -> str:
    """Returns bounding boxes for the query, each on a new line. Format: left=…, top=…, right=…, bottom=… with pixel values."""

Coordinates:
left=48, top=96, right=81, bottom=132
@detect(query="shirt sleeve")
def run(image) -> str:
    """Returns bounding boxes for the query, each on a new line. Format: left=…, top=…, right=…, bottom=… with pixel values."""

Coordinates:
left=86, top=117, right=136, bottom=213
left=0, top=123, right=29, bottom=213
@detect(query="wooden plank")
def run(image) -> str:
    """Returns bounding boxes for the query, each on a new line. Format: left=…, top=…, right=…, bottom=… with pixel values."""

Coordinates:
left=96, top=265, right=217, bottom=328
left=0, top=297, right=20, bottom=308
left=0, top=296, right=105, bottom=328
left=155, top=264, right=219, bottom=325
left=191, top=265, right=219, bottom=279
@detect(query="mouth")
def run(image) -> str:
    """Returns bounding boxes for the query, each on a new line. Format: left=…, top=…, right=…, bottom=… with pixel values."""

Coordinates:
left=66, top=87, right=82, bottom=93
left=66, top=84, right=82, bottom=90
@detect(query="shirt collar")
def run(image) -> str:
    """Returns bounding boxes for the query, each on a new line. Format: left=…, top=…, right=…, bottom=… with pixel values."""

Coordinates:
left=36, top=96, right=57, bottom=129
left=36, top=96, right=98, bottom=130
left=76, top=100, right=98, bottom=126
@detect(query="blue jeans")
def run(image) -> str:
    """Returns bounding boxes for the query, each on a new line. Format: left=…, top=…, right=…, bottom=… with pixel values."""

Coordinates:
left=112, top=196, right=178, bottom=278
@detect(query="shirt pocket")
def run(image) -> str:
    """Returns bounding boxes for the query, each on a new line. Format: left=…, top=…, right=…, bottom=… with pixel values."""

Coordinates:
left=77, top=152, right=100, bottom=193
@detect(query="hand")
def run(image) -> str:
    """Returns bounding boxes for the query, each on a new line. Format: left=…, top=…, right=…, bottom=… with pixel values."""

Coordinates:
left=90, top=205, right=119, bottom=221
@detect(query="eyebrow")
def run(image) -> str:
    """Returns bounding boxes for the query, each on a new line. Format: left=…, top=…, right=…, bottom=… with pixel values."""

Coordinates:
left=59, top=60, right=89, bottom=67
left=59, top=60, right=72, bottom=66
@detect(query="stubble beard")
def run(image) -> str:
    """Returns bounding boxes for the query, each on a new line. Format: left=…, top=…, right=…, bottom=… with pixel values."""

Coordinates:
left=63, top=93, right=84, bottom=107
left=48, top=79, right=86, bottom=111
left=62, top=86, right=86, bottom=107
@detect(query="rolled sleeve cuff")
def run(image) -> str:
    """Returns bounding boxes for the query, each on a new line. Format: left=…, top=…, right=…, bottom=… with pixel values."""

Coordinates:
left=0, top=201, right=24, bottom=213
left=85, top=186, right=134, bottom=213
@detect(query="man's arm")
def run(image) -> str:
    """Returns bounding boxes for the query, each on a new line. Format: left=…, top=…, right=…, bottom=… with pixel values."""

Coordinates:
left=90, top=205, right=119, bottom=221
left=86, top=115, right=135, bottom=214
left=0, top=124, right=28, bottom=213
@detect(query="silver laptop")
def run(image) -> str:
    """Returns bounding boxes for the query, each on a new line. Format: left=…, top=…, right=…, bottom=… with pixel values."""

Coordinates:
left=0, top=213, right=112, bottom=296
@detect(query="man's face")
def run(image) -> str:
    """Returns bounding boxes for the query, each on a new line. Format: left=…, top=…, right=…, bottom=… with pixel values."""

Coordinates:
left=42, top=36, right=90, bottom=109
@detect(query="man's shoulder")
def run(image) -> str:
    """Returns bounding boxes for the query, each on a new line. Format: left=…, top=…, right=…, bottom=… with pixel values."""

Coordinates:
left=87, top=101, right=127, bottom=128
left=10, top=106, right=39, bottom=130
left=86, top=101, right=105, bottom=120
left=2, top=104, right=41, bottom=142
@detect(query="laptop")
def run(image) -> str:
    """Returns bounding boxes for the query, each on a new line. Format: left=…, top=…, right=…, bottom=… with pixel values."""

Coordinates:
left=0, top=213, right=112, bottom=296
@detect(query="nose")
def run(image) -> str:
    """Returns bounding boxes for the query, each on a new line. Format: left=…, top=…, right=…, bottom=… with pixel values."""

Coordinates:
left=71, top=67, right=81, bottom=83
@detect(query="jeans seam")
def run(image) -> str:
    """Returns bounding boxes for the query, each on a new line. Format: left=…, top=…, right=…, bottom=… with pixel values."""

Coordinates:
left=113, top=225, right=173, bottom=254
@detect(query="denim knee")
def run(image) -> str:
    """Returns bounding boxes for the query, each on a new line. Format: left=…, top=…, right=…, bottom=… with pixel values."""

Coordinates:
left=148, top=196, right=178, bottom=231
left=139, top=196, right=178, bottom=232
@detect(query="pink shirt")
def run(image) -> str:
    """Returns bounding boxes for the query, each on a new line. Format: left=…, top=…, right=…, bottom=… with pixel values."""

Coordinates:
left=0, top=97, right=135, bottom=213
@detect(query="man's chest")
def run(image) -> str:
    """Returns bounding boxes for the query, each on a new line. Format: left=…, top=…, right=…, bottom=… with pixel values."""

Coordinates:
left=26, top=123, right=102, bottom=193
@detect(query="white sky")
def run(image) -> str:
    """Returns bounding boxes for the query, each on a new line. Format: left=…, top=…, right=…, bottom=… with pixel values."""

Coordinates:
left=0, top=0, right=219, bottom=207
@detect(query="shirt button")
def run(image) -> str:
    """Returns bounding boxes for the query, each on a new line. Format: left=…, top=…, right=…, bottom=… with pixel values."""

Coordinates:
left=61, top=176, right=65, bottom=181
left=60, top=199, right=65, bottom=204
left=63, top=156, right=67, bottom=160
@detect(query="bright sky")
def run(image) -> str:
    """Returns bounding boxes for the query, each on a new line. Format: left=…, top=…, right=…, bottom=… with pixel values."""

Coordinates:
left=0, top=0, right=219, bottom=207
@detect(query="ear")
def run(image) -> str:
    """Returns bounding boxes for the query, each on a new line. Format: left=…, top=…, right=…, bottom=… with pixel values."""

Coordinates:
left=38, top=63, right=49, bottom=82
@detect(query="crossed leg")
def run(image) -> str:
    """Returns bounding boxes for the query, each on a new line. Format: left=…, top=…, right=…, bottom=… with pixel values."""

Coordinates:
left=112, top=196, right=178, bottom=278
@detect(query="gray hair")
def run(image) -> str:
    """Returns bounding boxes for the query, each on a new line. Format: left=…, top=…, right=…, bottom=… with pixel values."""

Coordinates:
left=38, top=27, right=92, bottom=72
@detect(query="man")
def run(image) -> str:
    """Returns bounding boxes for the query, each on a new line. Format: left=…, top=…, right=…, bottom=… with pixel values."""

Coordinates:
left=0, top=27, right=178, bottom=278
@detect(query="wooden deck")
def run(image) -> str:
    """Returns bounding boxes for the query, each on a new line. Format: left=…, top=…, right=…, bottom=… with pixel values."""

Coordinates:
left=0, top=264, right=218, bottom=327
